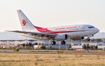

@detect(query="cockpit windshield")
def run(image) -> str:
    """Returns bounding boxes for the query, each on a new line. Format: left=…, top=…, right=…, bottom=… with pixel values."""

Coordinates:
left=88, top=26, right=95, bottom=28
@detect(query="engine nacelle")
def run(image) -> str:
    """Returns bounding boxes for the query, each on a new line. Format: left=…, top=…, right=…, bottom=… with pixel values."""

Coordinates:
left=55, top=34, right=68, bottom=40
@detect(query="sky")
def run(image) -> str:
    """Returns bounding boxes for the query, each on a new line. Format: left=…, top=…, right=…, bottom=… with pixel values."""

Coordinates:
left=0, top=0, right=105, bottom=32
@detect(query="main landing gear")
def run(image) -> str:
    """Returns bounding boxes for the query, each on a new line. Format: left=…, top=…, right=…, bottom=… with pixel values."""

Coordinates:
left=61, top=40, right=66, bottom=45
left=51, top=40, right=66, bottom=45
left=51, top=41, right=56, bottom=45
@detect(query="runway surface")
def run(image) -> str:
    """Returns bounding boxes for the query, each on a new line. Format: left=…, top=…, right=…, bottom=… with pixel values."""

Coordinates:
left=0, top=49, right=68, bottom=51
left=0, top=52, right=105, bottom=56
left=0, top=49, right=105, bottom=55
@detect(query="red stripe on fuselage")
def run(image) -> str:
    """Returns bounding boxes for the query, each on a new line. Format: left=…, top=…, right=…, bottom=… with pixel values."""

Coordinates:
left=34, top=26, right=88, bottom=34
left=34, top=26, right=43, bottom=29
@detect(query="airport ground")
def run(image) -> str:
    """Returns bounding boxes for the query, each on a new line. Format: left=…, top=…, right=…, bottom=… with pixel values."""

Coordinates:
left=0, top=54, right=105, bottom=66
left=1, top=49, right=105, bottom=55
left=0, top=50, right=105, bottom=66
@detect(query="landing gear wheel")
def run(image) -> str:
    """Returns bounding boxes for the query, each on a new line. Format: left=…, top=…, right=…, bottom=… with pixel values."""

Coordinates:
left=61, top=40, right=66, bottom=45
left=87, top=37, right=90, bottom=41
left=88, top=39, right=90, bottom=41
left=51, top=41, right=56, bottom=45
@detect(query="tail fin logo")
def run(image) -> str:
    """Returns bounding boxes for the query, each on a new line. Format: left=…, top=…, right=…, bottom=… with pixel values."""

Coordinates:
left=22, top=20, right=27, bottom=26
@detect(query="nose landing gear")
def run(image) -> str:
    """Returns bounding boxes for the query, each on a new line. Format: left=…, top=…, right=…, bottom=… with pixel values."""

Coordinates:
left=87, top=37, right=90, bottom=41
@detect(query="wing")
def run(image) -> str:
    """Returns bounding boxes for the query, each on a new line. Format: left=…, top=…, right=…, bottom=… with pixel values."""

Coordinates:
left=7, top=30, right=56, bottom=39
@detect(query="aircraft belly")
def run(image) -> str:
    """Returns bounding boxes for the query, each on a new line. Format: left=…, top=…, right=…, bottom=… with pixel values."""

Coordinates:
left=68, top=32, right=82, bottom=37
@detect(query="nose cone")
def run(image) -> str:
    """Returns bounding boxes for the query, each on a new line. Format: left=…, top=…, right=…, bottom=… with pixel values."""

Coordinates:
left=95, top=28, right=99, bottom=33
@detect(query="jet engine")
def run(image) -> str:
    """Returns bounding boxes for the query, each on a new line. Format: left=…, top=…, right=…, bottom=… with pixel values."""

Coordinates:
left=54, top=34, right=68, bottom=40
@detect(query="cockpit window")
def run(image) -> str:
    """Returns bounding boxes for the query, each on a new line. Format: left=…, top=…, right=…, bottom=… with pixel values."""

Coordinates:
left=88, top=26, right=94, bottom=28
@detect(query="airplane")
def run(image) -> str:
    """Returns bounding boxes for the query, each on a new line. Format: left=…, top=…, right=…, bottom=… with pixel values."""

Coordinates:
left=8, top=10, right=99, bottom=45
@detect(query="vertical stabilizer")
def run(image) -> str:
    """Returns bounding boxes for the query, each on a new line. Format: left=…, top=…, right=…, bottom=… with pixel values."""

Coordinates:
left=17, top=10, right=35, bottom=31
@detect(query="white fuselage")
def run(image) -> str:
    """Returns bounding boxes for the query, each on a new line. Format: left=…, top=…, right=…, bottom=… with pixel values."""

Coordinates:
left=23, top=24, right=99, bottom=40
left=13, top=10, right=99, bottom=41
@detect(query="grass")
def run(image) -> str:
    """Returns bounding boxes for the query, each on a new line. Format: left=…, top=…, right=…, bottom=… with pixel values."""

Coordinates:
left=0, top=54, right=105, bottom=66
